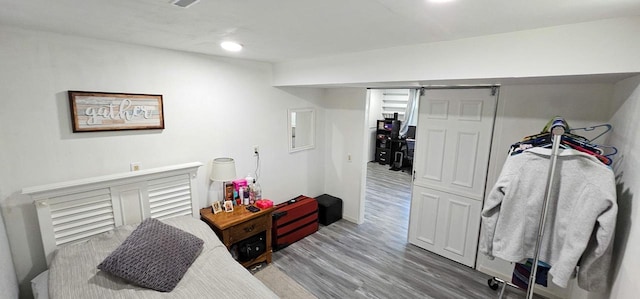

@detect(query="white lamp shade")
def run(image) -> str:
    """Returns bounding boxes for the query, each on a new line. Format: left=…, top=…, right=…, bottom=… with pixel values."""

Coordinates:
left=210, top=157, right=236, bottom=181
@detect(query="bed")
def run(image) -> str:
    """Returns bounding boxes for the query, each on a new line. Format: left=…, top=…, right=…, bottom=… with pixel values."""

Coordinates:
left=23, top=162, right=277, bottom=299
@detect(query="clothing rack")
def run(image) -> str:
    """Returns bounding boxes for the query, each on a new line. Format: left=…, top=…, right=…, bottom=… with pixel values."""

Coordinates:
left=489, top=117, right=568, bottom=299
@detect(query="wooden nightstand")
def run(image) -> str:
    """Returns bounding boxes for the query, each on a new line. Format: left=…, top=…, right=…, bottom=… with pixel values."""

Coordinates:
left=200, top=206, right=274, bottom=268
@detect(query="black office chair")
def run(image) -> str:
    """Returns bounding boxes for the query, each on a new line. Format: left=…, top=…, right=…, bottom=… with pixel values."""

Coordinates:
left=406, top=125, right=416, bottom=168
left=391, top=150, right=404, bottom=171
left=391, top=126, right=416, bottom=171
left=390, top=140, right=414, bottom=171
left=406, top=139, right=415, bottom=165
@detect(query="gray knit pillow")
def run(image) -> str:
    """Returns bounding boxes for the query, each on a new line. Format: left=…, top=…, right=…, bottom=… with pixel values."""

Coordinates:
left=97, top=217, right=204, bottom=292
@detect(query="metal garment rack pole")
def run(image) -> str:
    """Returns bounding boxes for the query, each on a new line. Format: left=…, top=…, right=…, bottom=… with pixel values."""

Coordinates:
left=525, top=118, right=567, bottom=299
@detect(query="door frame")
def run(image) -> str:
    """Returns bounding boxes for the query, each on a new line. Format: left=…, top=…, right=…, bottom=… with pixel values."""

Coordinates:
left=358, top=86, right=500, bottom=266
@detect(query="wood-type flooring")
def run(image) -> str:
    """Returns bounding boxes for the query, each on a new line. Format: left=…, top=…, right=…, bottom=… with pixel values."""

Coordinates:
left=272, top=162, right=541, bottom=299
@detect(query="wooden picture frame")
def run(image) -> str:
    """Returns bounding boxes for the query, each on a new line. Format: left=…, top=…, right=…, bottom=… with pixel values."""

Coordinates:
left=68, top=91, right=164, bottom=132
left=224, top=200, right=234, bottom=212
left=224, top=182, right=234, bottom=202
left=212, top=201, right=223, bottom=214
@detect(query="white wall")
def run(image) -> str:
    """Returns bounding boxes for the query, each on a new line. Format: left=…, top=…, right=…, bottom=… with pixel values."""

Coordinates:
left=367, top=89, right=384, bottom=128
left=485, top=82, right=614, bottom=189
left=321, top=88, right=368, bottom=223
left=0, top=26, right=326, bottom=298
left=273, top=17, right=640, bottom=86
left=600, top=75, right=640, bottom=299
left=366, top=89, right=384, bottom=162
left=477, top=83, right=614, bottom=298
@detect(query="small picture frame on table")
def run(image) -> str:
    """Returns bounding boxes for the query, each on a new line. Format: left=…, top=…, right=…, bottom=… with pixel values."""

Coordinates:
left=224, top=182, right=234, bottom=201
left=212, top=201, right=223, bottom=214
left=224, top=200, right=234, bottom=212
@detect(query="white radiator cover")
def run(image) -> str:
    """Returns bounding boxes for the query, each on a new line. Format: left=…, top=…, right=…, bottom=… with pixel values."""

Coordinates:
left=23, top=162, right=202, bottom=265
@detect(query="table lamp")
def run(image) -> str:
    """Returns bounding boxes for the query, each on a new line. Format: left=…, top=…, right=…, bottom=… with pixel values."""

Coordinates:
left=210, top=157, right=236, bottom=203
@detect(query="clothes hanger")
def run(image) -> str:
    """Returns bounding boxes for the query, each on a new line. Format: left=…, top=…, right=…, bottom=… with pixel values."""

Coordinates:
left=567, top=124, right=617, bottom=162
left=598, top=145, right=618, bottom=158
left=561, top=136, right=603, bottom=155
left=517, top=117, right=567, bottom=142
left=540, top=118, right=611, bottom=144
left=569, top=124, right=612, bottom=143
left=521, top=131, right=551, bottom=142
left=510, top=119, right=615, bottom=165
left=510, top=136, right=548, bottom=155
left=563, top=141, right=612, bottom=165
left=561, top=136, right=616, bottom=165
left=509, top=134, right=568, bottom=156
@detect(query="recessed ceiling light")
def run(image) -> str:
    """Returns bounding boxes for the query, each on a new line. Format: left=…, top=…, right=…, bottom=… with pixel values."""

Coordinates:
left=220, top=41, right=243, bottom=52
left=171, top=0, right=200, bottom=8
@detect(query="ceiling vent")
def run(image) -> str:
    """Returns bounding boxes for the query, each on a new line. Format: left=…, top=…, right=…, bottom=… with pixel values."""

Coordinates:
left=171, top=0, right=200, bottom=8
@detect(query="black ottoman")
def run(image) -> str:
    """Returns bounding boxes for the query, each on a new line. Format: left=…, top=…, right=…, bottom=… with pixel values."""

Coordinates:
left=315, top=194, right=342, bottom=226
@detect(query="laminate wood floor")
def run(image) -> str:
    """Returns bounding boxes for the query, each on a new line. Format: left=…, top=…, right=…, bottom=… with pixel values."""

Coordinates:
left=272, top=162, right=537, bottom=299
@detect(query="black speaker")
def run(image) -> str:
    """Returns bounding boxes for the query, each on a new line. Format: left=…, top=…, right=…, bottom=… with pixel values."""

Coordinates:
left=390, top=120, right=401, bottom=139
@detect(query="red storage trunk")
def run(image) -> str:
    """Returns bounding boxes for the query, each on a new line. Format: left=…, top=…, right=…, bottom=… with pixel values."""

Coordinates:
left=272, top=195, right=319, bottom=251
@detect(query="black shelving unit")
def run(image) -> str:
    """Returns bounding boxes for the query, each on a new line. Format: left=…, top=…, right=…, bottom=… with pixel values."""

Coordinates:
left=375, top=119, right=393, bottom=164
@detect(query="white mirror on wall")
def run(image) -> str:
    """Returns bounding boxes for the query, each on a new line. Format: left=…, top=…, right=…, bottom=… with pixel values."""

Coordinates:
left=288, top=108, right=315, bottom=153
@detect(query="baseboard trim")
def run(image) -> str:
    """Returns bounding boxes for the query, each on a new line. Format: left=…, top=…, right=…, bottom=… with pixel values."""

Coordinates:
left=342, top=215, right=360, bottom=224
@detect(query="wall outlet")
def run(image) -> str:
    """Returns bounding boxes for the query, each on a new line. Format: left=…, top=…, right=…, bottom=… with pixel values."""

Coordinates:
left=130, top=162, right=141, bottom=171
left=347, top=153, right=352, bottom=162
left=253, top=145, right=259, bottom=156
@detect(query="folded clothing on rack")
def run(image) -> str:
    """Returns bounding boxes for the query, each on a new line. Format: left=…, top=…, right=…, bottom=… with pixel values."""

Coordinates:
left=512, top=259, right=551, bottom=289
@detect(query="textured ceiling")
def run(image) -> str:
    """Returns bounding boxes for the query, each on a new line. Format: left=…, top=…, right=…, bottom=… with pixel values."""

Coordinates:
left=1, top=0, right=639, bottom=63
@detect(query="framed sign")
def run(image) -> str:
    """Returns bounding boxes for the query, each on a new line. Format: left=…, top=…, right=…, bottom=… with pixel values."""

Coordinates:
left=68, top=91, right=164, bottom=132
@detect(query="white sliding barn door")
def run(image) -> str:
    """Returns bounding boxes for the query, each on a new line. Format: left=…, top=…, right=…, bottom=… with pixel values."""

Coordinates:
left=408, top=88, right=497, bottom=267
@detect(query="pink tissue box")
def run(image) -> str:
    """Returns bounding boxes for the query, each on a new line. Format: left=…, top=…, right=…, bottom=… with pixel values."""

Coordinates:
left=232, top=179, right=247, bottom=191
left=255, top=199, right=273, bottom=209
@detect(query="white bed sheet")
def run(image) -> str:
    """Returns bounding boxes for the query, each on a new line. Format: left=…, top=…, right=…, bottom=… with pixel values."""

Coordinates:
left=46, top=216, right=278, bottom=299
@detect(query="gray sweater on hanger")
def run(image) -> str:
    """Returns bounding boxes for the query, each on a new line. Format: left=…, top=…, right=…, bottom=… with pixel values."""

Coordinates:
left=479, top=147, right=617, bottom=291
